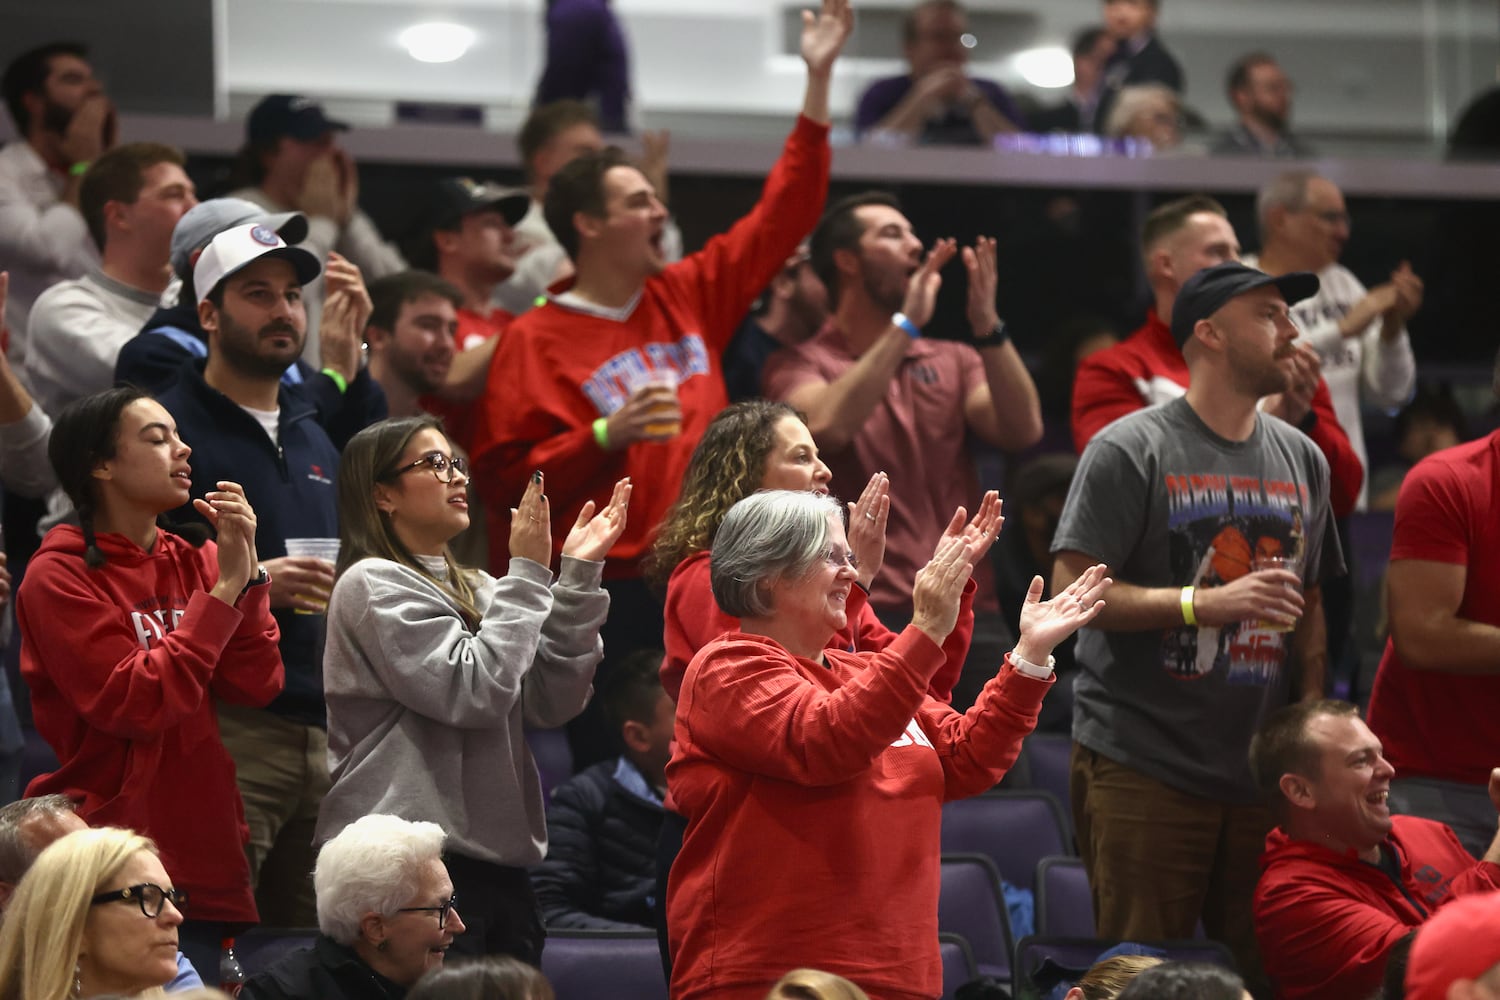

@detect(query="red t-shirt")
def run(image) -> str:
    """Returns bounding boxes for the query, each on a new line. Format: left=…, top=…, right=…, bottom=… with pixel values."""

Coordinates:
left=1367, top=432, right=1500, bottom=785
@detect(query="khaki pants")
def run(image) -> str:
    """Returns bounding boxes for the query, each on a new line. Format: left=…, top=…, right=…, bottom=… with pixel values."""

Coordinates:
left=217, top=701, right=330, bottom=926
left=1070, top=743, right=1272, bottom=999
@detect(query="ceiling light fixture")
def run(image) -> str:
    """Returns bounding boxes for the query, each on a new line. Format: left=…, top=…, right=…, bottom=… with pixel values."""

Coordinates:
left=1014, top=46, right=1074, bottom=89
left=399, top=22, right=477, bottom=64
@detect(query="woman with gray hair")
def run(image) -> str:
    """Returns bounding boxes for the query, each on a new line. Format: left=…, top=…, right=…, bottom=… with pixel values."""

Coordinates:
left=668, top=490, right=1110, bottom=1000
left=241, top=814, right=467, bottom=1000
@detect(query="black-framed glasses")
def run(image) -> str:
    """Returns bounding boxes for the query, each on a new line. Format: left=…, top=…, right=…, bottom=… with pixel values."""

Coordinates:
left=387, top=451, right=468, bottom=484
left=397, top=893, right=458, bottom=929
left=89, top=882, right=188, bottom=918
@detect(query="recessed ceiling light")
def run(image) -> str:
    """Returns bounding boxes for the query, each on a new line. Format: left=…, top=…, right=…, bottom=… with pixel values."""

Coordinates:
left=399, top=22, right=476, bottom=64
left=960, top=33, right=977, bottom=49
left=1014, top=46, right=1074, bottom=89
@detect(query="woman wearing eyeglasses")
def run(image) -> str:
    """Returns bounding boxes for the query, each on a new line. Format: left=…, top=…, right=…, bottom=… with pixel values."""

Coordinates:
left=14, top=387, right=282, bottom=978
left=316, top=416, right=630, bottom=965
left=0, top=826, right=187, bottom=1000
left=667, top=490, right=1110, bottom=1000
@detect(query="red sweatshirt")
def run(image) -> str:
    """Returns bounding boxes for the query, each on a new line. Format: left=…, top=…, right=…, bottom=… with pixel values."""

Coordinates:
left=471, top=116, right=832, bottom=578
left=660, top=549, right=971, bottom=704
left=1071, top=310, right=1363, bottom=517
left=1254, top=817, right=1500, bottom=1000
left=17, top=525, right=283, bottom=923
left=667, top=628, right=1051, bottom=1000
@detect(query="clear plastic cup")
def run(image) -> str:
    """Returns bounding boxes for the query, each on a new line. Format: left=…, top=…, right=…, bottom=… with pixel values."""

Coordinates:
left=623, top=368, right=680, bottom=438
left=284, top=538, right=340, bottom=614
left=1252, top=553, right=1301, bottom=633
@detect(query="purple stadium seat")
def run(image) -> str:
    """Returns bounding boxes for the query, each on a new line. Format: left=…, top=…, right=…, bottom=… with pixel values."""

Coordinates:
left=939, top=853, right=1014, bottom=983
left=1036, top=855, right=1095, bottom=938
left=940, top=790, right=1071, bottom=893
left=541, top=929, right=667, bottom=1000
left=939, top=931, right=979, bottom=1000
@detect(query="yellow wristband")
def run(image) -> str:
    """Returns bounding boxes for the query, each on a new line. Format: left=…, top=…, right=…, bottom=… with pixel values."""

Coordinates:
left=1181, top=586, right=1197, bottom=626
left=592, top=417, right=609, bottom=450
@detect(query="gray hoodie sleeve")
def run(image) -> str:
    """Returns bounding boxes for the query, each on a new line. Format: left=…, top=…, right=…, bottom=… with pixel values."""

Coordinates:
left=336, top=557, right=558, bottom=727
left=522, top=555, right=610, bottom=729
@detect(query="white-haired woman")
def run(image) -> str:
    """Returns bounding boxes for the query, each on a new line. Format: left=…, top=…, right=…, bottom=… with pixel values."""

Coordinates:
left=668, top=490, right=1110, bottom=1000
left=242, top=814, right=467, bottom=1000
left=0, top=827, right=185, bottom=1000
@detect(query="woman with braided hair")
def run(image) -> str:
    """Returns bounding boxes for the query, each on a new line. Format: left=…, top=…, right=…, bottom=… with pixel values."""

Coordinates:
left=14, top=386, right=283, bottom=976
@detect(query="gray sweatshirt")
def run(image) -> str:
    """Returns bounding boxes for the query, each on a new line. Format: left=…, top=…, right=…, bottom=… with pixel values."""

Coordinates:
left=316, top=553, right=607, bottom=866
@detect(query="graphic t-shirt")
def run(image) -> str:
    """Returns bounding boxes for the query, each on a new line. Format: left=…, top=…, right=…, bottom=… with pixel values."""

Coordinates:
left=1052, top=397, right=1343, bottom=802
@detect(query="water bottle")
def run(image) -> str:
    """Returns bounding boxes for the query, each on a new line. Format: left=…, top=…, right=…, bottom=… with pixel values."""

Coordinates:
left=219, top=937, right=246, bottom=997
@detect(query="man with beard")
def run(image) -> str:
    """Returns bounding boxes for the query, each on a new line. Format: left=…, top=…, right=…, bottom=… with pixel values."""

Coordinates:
left=363, top=270, right=463, bottom=420
left=155, top=222, right=344, bottom=929
left=1213, top=54, right=1313, bottom=158
left=1051, top=261, right=1344, bottom=997
left=761, top=191, right=1043, bottom=710
left=0, top=42, right=116, bottom=359
left=722, top=242, right=829, bottom=402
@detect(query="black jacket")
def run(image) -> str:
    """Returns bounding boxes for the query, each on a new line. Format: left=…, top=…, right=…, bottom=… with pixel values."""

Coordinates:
left=530, top=759, right=664, bottom=929
left=156, top=359, right=339, bottom=726
left=116, top=302, right=387, bottom=451
left=241, top=935, right=405, bottom=1000
left=1094, top=33, right=1185, bottom=132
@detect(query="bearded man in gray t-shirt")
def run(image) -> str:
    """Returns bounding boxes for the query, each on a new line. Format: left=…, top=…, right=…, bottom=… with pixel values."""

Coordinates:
left=1052, top=261, right=1345, bottom=997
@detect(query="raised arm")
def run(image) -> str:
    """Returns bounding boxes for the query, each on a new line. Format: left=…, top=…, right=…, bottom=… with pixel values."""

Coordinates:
left=960, top=238, right=1042, bottom=450
left=799, top=0, right=854, bottom=126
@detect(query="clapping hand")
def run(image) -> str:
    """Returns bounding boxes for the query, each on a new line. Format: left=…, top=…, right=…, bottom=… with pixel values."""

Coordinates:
left=562, top=478, right=633, bottom=563
left=801, top=0, right=854, bottom=78
left=941, top=491, right=1004, bottom=565
left=846, top=471, right=889, bottom=589
left=910, top=533, right=977, bottom=647
left=197, top=481, right=261, bottom=600
left=1015, top=564, right=1111, bottom=665
left=509, top=472, right=552, bottom=567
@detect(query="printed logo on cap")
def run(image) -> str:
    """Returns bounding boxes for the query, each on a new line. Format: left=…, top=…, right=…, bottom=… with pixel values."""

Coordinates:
left=250, top=225, right=280, bottom=247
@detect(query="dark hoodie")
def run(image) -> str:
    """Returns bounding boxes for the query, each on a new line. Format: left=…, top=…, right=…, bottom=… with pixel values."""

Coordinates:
left=16, top=524, right=282, bottom=923
left=1255, top=815, right=1500, bottom=1000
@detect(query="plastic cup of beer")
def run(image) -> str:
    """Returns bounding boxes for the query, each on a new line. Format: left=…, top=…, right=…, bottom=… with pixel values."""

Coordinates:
left=284, top=537, right=340, bottom=614
left=1252, top=553, right=1301, bottom=633
left=626, top=368, right=681, bottom=439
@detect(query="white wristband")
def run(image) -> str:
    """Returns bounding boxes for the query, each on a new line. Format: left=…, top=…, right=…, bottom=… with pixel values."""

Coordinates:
left=1010, top=651, right=1056, bottom=678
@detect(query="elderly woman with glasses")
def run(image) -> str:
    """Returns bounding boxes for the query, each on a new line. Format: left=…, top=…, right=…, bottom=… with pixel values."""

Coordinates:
left=316, top=416, right=631, bottom=965
left=0, top=827, right=186, bottom=1000
left=668, top=490, right=1110, bottom=1000
left=242, top=814, right=464, bottom=1000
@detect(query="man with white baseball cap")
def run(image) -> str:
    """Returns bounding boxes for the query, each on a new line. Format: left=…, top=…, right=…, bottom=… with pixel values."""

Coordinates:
left=154, top=220, right=348, bottom=928
left=116, top=198, right=385, bottom=450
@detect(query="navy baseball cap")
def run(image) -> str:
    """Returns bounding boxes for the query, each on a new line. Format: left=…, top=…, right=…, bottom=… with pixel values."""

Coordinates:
left=247, top=94, right=350, bottom=143
left=1170, top=261, right=1321, bottom=348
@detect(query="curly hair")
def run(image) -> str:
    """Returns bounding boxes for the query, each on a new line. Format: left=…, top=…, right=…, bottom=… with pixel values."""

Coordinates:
left=644, top=400, right=804, bottom=593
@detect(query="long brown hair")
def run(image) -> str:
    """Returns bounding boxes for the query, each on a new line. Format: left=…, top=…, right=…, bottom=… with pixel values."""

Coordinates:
left=644, top=399, right=803, bottom=593
left=335, top=416, right=482, bottom=627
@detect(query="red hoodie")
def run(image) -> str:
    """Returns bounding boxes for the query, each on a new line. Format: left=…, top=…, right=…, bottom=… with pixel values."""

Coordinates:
left=17, top=525, right=283, bottom=923
left=1254, top=816, right=1500, bottom=1000
left=1071, top=309, right=1364, bottom=517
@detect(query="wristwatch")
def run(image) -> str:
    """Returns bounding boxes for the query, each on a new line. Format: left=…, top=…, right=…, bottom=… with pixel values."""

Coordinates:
left=239, top=565, right=270, bottom=598
left=973, top=321, right=1011, bottom=349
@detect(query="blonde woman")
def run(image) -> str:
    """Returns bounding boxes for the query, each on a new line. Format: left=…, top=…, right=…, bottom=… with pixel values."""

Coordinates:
left=0, top=827, right=185, bottom=1000
left=766, top=969, right=871, bottom=1000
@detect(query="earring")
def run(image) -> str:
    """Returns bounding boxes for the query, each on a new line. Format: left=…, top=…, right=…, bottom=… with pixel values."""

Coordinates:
left=72, top=960, right=82, bottom=998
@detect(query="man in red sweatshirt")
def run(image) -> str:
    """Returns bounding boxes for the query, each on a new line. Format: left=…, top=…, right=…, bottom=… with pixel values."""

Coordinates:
left=471, top=0, right=851, bottom=764
left=1071, top=194, right=1363, bottom=519
left=1249, top=698, right=1500, bottom=1000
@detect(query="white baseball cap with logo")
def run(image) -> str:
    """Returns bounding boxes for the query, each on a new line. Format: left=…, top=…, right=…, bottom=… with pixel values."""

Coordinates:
left=193, top=222, right=322, bottom=306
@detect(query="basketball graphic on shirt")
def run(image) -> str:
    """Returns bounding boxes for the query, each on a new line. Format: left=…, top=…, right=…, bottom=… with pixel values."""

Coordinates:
left=1209, top=526, right=1251, bottom=582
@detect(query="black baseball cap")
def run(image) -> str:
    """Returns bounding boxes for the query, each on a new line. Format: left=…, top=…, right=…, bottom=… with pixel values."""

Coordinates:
left=1170, top=261, right=1321, bottom=348
left=247, top=94, right=350, bottom=143
left=429, top=177, right=531, bottom=230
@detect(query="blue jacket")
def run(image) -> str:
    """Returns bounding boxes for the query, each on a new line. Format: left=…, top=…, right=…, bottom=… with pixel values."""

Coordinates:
left=156, top=360, right=339, bottom=727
